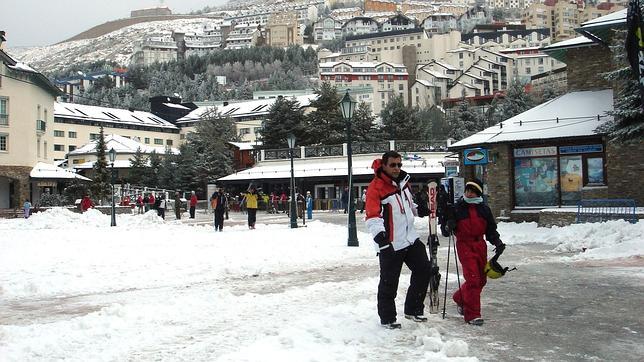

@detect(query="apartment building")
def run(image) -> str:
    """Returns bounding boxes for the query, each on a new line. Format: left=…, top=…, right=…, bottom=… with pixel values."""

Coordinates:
left=225, top=23, right=263, bottom=49
left=52, top=102, right=181, bottom=165
left=319, top=61, right=409, bottom=115
left=523, top=1, right=624, bottom=42
left=131, top=36, right=178, bottom=66
left=342, top=17, right=380, bottom=37
left=0, top=45, right=62, bottom=208
left=266, top=12, right=303, bottom=48
left=314, top=16, right=343, bottom=41
left=380, top=14, right=418, bottom=32
left=344, top=28, right=461, bottom=65
left=364, top=0, right=397, bottom=13
left=500, top=46, right=564, bottom=82
left=421, top=13, right=458, bottom=34
left=55, top=69, right=129, bottom=102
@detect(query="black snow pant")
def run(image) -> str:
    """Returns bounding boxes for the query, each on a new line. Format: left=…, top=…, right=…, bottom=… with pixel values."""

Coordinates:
left=247, top=208, right=257, bottom=227
left=214, top=210, right=225, bottom=231
left=190, top=206, right=196, bottom=219
left=158, top=208, right=165, bottom=220
left=377, top=239, right=431, bottom=324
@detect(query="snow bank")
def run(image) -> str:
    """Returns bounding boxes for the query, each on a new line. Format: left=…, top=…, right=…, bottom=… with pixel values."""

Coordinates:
left=548, top=220, right=644, bottom=261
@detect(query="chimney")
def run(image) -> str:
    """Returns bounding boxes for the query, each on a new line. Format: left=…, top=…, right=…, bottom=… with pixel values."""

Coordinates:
left=0, top=31, right=6, bottom=49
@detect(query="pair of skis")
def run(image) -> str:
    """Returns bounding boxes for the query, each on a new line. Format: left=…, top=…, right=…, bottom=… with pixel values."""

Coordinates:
left=426, top=181, right=441, bottom=314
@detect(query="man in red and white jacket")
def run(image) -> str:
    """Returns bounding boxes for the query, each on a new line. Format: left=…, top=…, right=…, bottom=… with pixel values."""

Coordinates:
left=365, top=150, right=431, bottom=329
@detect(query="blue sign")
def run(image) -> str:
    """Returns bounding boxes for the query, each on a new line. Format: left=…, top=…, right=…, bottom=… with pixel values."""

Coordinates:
left=559, top=144, right=603, bottom=154
left=463, top=148, right=489, bottom=165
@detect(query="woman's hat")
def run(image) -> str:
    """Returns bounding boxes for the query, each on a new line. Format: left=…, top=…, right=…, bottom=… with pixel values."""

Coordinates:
left=465, top=179, right=484, bottom=197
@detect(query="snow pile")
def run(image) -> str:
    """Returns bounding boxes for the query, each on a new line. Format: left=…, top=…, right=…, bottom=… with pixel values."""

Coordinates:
left=548, top=220, right=644, bottom=261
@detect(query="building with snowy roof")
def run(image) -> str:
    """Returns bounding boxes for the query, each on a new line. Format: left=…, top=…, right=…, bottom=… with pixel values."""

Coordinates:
left=218, top=140, right=450, bottom=207
left=67, top=134, right=178, bottom=180
left=175, top=94, right=319, bottom=143
left=0, top=40, right=64, bottom=209
left=52, top=102, right=180, bottom=164
left=446, top=8, right=643, bottom=224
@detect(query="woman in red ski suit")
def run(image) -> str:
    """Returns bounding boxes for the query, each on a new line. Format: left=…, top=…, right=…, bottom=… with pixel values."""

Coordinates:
left=442, top=180, right=505, bottom=326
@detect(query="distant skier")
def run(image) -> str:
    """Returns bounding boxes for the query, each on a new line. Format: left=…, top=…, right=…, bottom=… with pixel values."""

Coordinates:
left=243, top=186, right=258, bottom=229
left=189, top=191, right=198, bottom=219
left=23, top=199, right=32, bottom=219
left=441, top=179, right=506, bottom=326
left=365, top=150, right=431, bottom=329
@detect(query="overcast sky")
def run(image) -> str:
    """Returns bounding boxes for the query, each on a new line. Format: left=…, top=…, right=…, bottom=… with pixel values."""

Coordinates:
left=1, top=0, right=228, bottom=47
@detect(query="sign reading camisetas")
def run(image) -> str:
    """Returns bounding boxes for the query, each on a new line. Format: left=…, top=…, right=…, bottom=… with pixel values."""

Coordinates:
left=513, top=146, right=557, bottom=158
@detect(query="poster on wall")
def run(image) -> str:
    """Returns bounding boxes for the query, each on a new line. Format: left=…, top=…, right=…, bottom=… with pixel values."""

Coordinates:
left=514, top=157, right=558, bottom=207
left=587, top=158, right=604, bottom=184
left=560, top=156, right=583, bottom=205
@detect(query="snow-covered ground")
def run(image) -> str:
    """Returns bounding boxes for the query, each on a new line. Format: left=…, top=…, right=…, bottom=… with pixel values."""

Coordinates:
left=1, top=208, right=642, bottom=361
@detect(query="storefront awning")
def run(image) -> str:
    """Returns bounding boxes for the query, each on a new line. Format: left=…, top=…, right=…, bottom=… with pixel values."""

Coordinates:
left=30, top=162, right=92, bottom=181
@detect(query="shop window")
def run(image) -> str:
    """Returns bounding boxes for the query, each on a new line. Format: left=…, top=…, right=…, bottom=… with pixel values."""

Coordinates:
left=586, top=157, right=604, bottom=185
left=560, top=156, right=583, bottom=205
left=514, top=156, right=558, bottom=207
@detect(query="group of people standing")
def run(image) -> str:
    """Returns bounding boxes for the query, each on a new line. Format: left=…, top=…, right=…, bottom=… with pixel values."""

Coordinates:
left=365, top=150, right=506, bottom=329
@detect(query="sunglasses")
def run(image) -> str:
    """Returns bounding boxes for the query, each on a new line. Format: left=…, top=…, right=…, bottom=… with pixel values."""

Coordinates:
left=387, top=162, right=403, bottom=168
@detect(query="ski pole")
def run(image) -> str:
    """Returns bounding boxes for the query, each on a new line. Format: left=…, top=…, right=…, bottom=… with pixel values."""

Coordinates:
left=452, top=234, right=462, bottom=292
left=442, top=231, right=451, bottom=319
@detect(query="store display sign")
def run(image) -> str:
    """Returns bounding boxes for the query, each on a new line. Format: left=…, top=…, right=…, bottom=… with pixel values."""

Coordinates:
left=514, top=146, right=557, bottom=158
left=559, top=144, right=603, bottom=154
left=463, top=148, right=488, bottom=165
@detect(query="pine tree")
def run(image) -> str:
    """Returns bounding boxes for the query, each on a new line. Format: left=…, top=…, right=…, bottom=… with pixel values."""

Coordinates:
left=380, top=95, right=421, bottom=140
left=304, top=82, right=345, bottom=144
left=599, top=29, right=644, bottom=141
left=492, top=80, right=535, bottom=122
left=90, top=126, right=111, bottom=203
left=143, top=150, right=161, bottom=188
left=417, top=106, right=450, bottom=142
left=128, top=147, right=148, bottom=186
left=449, top=98, right=485, bottom=141
left=158, top=147, right=179, bottom=191
left=351, top=102, right=380, bottom=141
left=186, top=108, right=237, bottom=191
left=261, top=97, right=306, bottom=148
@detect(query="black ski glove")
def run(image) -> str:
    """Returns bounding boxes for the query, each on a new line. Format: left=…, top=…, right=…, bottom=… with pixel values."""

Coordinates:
left=494, top=242, right=506, bottom=256
left=374, top=232, right=390, bottom=249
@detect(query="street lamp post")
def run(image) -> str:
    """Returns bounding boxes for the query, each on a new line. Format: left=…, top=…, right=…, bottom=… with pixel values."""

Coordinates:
left=339, top=90, right=359, bottom=246
left=287, top=134, right=298, bottom=229
left=108, top=147, right=117, bottom=227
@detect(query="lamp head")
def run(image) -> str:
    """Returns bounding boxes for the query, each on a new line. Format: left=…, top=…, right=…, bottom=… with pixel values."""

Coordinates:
left=108, top=148, right=116, bottom=163
left=339, top=90, right=357, bottom=121
left=287, top=134, right=296, bottom=149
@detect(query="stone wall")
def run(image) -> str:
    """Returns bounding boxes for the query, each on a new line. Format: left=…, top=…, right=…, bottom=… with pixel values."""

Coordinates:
left=566, top=45, right=613, bottom=92
left=0, top=166, right=31, bottom=208
left=596, top=140, right=644, bottom=205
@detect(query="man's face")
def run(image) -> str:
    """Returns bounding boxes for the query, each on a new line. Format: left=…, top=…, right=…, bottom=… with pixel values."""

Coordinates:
left=382, top=156, right=403, bottom=179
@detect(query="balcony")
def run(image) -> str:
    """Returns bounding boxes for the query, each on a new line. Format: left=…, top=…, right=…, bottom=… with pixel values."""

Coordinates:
left=36, top=119, right=46, bottom=132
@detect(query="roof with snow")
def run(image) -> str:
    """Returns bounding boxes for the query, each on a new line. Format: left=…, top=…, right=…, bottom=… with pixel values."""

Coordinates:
left=30, top=162, right=92, bottom=181
left=0, top=49, right=61, bottom=96
left=576, top=8, right=627, bottom=43
left=69, top=134, right=179, bottom=156
left=218, top=152, right=448, bottom=182
left=541, top=36, right=596, bottom=62
left=55, top=102, right=179, bottom=131
left=176, top=95, right=318, bottom=124
left=450, top=89, right=613, bottom=148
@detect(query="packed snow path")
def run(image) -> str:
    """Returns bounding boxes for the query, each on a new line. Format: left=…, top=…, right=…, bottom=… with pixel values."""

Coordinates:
left=1, top=209, right=642, bottom=361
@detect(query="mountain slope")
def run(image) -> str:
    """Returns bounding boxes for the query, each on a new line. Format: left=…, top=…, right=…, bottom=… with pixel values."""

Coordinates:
left=10, top=18, right=212, bottom=73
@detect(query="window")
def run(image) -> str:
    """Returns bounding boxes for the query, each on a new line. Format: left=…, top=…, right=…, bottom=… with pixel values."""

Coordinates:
left=154, top=138, right=163, bottom=145
left=145, top=137, right=150, bottom=144
left=54, top=130, right=65, bottom=137
left=54, top=144, right=65, bottom=152
left=44, top=141, right=47, bottom=158
left=68, top=131, right=77, bottom=138
left=36, top=119, right=46, bottom=132
left=0, top=98, right=8, bottom=126
left=166, top=139, right=173, bottom=146
left=0, top=134, right=7, bottom=151
left=399, top=84, right=404, bottom=91
left=68, top=145, right=76, bottom=152
left=90, top=133, right=100, bottom=141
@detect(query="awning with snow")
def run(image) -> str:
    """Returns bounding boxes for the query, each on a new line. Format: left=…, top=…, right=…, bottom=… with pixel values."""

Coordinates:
left=30, top=162, right=92, bottom=181
left=218, top=152, right=448, bottom=182
left=450, top=89, right=613, bottom=149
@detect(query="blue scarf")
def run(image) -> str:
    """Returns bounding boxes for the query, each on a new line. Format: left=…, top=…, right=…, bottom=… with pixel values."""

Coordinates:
left=464, top=196, right=483, bottom=204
